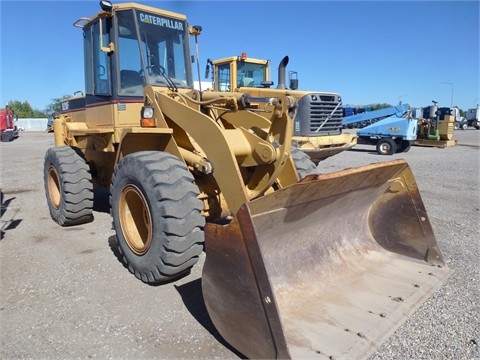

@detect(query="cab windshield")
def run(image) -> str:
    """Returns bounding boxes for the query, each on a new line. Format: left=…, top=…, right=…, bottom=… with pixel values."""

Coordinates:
left=215, top=61, right=266, bottom=91
left=236, top=61, right=266, bottom=88
left=116, top=9, right=192, bottom=96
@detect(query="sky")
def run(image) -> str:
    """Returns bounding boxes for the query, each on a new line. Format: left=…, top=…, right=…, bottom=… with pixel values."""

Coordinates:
left=1, top=0, right=479, bottom=112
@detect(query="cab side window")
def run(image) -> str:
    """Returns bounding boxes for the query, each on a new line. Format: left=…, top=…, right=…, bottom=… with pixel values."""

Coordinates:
left=83, top=20, right=112, bottom=96
left=217, top=63, right=230, bottom=91
left=83, top=27, right=94, bottom=95
left=93, top=20, right=112, bottom=96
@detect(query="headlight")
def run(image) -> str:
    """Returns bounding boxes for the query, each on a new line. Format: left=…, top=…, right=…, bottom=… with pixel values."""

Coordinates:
left=141, top=106, right=155, bottom=127
left=141, top=106, right=154, bottom=119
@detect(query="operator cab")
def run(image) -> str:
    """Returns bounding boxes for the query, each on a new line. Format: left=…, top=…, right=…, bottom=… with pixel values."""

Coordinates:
left=72, top=1, right=193, bottom=107
left=211, top=55, right=271, bottom=91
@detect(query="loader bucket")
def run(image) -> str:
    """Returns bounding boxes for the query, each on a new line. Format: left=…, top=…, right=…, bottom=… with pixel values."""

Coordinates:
left=202, top=159, right=450, bottom=359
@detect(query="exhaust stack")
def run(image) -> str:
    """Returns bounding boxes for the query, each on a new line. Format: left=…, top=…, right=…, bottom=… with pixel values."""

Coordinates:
left=276, top=56, right=289, bottom=90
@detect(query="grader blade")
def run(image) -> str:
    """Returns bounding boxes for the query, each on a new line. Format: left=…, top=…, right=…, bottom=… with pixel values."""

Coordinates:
left=202, top=159, right=450, bottom=359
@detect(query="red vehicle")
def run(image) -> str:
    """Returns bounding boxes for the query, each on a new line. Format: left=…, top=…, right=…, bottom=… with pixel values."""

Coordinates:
left=0, top=108, right=19, bottom=142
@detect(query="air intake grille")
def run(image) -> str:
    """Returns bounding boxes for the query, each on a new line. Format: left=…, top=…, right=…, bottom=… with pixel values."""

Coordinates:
left=295, top=94, right=343, bottom=136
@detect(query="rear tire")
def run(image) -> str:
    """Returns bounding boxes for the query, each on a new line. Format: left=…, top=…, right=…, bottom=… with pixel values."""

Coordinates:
left=376, top=138, right=397, bottom=155
left=43, top=146, right=94, bottom=226
left=401, top=140, right=411, bottom=153
left=110, top=151, right=205, bottom=284
left=291, top=146, right=317, bottom=179
left=395, top=139, right=411, bottom=153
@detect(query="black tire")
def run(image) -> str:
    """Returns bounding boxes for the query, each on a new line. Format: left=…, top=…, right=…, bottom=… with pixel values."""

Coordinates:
left=110, top=151, right=205, bottom=284
left=291, top=146, right=317, bottom=179
left=43, top=146, right=94, bottom=226
left=461, top=123, right=468, bottom=130
left=454, top=122, right=460, bottom=130
left=401, top=140, right=411, bottom=153
left=395, top=139, right=411, bottom=153
left=376, top=138, right=397, bottom=155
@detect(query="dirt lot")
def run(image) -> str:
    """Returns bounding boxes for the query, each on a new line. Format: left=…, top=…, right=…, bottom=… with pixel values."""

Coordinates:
left=1, top=130, right=479, bottom=359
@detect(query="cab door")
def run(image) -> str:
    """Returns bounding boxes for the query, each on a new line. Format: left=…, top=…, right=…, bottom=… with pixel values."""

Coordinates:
left=84, top=17, right=115, bottom=128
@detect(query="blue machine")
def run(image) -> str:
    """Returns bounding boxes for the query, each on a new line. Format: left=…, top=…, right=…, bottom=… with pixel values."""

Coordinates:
left=342, top=104, right=418, bottom=155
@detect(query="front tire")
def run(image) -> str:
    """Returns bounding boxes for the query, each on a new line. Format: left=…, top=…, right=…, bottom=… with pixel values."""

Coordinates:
left=291, top=146, right=317, bottom=179
left=376, top=138, right=397, bottom=155
left=110, top=151, right=205, bottom=284
left=43, top=146, right=94, bottom=226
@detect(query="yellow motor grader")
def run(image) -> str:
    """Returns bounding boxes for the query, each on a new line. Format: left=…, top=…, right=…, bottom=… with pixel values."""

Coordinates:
left=44, top=2, right=450, bottom=359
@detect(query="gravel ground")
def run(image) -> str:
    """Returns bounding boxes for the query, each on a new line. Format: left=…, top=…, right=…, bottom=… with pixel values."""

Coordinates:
left=1, top=130, right=479, bottom=359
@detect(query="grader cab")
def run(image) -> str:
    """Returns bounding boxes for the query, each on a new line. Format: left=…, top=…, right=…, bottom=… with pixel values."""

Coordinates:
left=44, top=2, right=450, bottom=358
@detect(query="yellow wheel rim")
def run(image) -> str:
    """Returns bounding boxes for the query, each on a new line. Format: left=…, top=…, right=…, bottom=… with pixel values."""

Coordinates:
left=119, top=184, right=153, bottom=255
left=47, top=165, right=61, bottom=209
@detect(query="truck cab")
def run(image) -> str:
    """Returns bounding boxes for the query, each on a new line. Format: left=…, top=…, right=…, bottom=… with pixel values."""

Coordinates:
left=465, top=106, right=480, bottom=129
left=0, top=108, right=19, bottom=142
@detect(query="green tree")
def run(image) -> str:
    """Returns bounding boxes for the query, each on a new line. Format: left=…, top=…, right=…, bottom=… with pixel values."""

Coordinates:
left=5, top=100, right=47, bottom=118
left=32, top=109, right=47, bottom=117
left=6, top=100, right=33, bottom=118
left=46, top=95, right=72, bottom=115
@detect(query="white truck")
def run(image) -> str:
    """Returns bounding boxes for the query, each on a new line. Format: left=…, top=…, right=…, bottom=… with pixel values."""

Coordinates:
left=465, top=106, right=480, bottom=129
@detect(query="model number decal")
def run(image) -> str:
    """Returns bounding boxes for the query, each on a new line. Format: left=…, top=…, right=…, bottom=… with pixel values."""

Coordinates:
left=294, top=121, right=300, bottom=132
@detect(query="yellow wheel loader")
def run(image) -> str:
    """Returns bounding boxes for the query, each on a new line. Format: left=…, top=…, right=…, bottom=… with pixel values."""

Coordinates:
left=205, top=54, right=358, bottom=164
left=43, top=2, right=450, bottom=358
